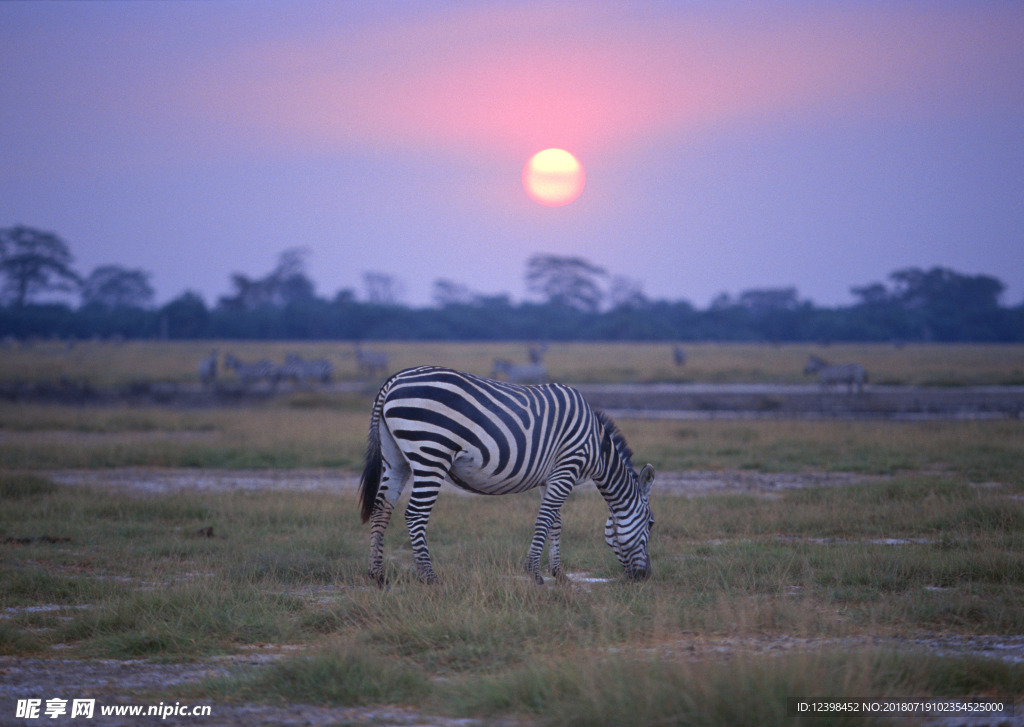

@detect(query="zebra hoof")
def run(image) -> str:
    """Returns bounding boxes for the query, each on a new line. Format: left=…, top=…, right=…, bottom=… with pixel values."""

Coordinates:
left=524, top=559, right=545, bottom=585
left=368, top=569, right=387, bottom=588
left=417, top=572, right=439, bottom=585
left=553, top=569, right=571, bottom=585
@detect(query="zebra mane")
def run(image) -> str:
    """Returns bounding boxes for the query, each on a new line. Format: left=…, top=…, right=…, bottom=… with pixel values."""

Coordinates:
left=595, top=409, right=634, bottom=470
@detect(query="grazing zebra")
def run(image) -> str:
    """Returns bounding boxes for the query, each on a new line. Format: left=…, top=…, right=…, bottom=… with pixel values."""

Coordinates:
left=803, top=355, right=867, bottom=394
left=491, top=359, right=548, bottom=384
left=279, top=354, right=334, bottom=386
left=224, top=354, right=279, bottom=389
left=278, top=354, right=307, bottom=386
left=302, top=356, right=333, bottom=383
left=359, top=366, right=656, bottom=585
left=198, top=350, right=218, bottom=387
left=356, top=346, right=389, bottom=378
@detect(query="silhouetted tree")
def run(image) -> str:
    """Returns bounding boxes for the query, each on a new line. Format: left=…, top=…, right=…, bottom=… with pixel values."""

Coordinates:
left=218, top=248, right=316, bottom=310
left=0, top=225, right=80, bottom=306
left=432, top=278, right=475, bottom=307
left=608, top=275, right=647, bottom=310
left=159, top=291, right=209, bottom=338
left=362, top=271, right=404, bottom=305
left=525, top=254, right=606, bottom=312
left=738, top=287, right=800, bottom=313
left=271, top=247, right=315, bottom=305
left=80, top=265, right=154, bottom=309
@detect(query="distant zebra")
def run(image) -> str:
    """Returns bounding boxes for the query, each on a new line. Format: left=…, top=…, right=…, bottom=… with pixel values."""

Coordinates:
left=278, top=354, right=308, bottom=386
left=198, top=350, right=218, bottom=388
left=355, top=346, right=389, bottom=379
left=279, top=354, right=334, bottom=386
left=360, top=366, right=656, bottom=585
left=302, top=356, right=333, bottom=383
left=672, top=344, right=686, bottom=367
left=527, top=342, right=548, bottom=364
left=224, top=354, right=279, bottom=389
left=803, top=355, right=867, bottom=394
left=491, top=359, right=548, bottom=384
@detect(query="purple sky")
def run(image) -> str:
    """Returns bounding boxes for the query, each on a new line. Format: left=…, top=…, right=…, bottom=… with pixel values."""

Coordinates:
left=2, top=1, right=1022, bottom=309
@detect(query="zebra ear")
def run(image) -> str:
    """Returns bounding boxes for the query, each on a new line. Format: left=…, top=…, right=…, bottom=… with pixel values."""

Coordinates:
left=639, top=464, right=655, bottom=495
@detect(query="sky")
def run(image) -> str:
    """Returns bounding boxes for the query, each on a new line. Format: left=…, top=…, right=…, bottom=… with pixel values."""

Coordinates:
left=2, top=0, right=1023, bottom=310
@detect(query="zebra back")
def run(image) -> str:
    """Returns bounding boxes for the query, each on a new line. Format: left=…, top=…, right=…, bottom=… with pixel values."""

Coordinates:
left=803, top=355, right=867, bottom=390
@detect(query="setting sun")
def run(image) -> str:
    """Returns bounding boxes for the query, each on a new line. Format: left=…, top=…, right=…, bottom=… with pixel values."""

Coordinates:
left=523, top=148, right=585, bottom=206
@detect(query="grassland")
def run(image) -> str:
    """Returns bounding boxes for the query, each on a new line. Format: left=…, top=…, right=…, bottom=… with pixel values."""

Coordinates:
left=2, top=470, right=1022, bottom=724
left=2, top=339, right=1023, bottom=386
left=1, top=340, right=1022, bottom=724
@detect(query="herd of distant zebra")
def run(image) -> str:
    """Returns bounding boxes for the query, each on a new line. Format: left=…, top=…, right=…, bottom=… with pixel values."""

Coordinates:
left=199, top=350, right=334, bottom=389
left=198, top=344, right=869, bottom=395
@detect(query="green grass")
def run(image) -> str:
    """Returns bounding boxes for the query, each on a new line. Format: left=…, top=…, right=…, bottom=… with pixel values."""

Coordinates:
left=2, top=471, right=1022, bottom=720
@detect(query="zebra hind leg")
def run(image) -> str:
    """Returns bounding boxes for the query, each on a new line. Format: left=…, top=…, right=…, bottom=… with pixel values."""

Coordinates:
left=367, top=496, right=394, bottom=586
left=405, top=481, right=443, bottom=584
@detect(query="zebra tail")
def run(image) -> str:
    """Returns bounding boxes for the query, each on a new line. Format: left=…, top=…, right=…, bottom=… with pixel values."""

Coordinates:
left=359, top=422, right=382, bottom=524
left=360, top=372, right=404, bottom=523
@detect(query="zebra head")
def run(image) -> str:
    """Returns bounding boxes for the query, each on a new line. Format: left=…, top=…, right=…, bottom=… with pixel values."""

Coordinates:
left=604, top=463, right=656, bottom=580
left=803, top=355, right=826, bottom=375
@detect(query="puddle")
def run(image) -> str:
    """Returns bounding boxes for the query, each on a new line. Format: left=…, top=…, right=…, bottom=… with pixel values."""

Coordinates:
left=0, top=604, right=91, bottom=618
left=566, top=572, right=614, bottom=584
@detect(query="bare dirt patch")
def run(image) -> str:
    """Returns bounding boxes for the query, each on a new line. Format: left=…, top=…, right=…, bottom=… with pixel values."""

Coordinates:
left=42, top=467, right=882, bottom=499
left=0, top=656, right=484, bottom=726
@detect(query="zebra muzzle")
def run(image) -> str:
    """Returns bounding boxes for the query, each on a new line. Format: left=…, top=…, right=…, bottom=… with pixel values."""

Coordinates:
left=627, top=556, right=651, bottom=581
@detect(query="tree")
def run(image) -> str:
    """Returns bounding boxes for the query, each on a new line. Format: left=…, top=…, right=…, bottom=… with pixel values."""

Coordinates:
left=525, top=254, right=606, bottom=312
left=737, top=287, right=800, bottom=313
left=270, top=247, right=315, bottom=305
left=889, top=267, right=1003, bottom=311
left=362, top=271, right=404, bottom=305
left=159, top=291, right=209, bottom=338
left=888, top=266, right=1006, bottom=341
left=218, top=248, right=316, bottom=310
left=80, top=265, right=154, bottom=309
left=850, top=282, right=889, bottom=306
left=0, top=225, right=80, bottom=306
left=432, top=278, right=475, bottom=307
left=607, top=275, right=647, bottom=310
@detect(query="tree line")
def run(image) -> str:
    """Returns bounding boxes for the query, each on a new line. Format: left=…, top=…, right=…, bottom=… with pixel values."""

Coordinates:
left=1, top=225, right=1021, bottom=342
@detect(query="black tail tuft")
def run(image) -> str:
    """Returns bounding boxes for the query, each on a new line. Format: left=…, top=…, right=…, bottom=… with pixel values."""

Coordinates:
left=359, top=423, right=382, bottom=524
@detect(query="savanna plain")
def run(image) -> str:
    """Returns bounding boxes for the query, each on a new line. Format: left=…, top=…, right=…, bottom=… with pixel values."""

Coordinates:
left=1, top=341, right=1023, bottom=726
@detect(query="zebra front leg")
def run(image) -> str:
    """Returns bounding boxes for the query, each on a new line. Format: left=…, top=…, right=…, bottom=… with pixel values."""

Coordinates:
left=405, top=481, right=442, bottom=584
left=548, top=509, right=571, bottom=584
left=526, top=478, right=574, bottom=585
left=367, top=495, right=394, bottom=586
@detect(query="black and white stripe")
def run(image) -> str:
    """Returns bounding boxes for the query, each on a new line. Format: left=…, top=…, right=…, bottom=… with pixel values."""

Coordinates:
left=224, top=354, right=279, bottom=389
left=280, top=353, right=334, bottom=385
left=198, top=350, right=218, bottom=388
left=359, top=366, right=655, bottom=585
left=803, top=355, right=867, bottom=393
